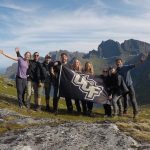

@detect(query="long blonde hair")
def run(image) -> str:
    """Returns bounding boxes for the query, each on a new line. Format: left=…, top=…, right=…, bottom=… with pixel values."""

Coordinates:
left=72, top=59, right=82, bottom=72
left=84, top=61, right=94, bottom=75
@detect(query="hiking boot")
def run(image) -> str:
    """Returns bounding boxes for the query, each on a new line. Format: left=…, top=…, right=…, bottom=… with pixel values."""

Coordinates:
left=35, top=105, right=41, bottom=111
left=45, top=105, right=51, bottom=112
left=133, top=111, right=139, bottom=118
left=123, top=110, right=128, bottom=115
left=53, top=110, right=58, bottom=115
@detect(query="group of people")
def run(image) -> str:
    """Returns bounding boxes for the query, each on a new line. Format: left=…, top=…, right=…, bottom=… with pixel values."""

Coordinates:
left=0, top=48, right=144, bottom=118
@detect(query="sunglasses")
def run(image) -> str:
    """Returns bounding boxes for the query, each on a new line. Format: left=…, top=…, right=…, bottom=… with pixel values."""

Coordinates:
left=103, top=71, right=108, bottom=73
left=34, top=55, right=39, bottom=57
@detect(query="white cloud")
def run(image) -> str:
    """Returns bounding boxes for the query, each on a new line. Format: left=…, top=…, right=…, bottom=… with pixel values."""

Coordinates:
left=0, top=1, right=38, bottom=12
left=1, top=0, right=150, bottom=67
left=123, top=0, right=150, bottom=8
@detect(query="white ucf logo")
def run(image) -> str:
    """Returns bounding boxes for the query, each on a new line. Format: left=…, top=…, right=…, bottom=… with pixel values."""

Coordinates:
left=71, top=72, right=104, bottom=100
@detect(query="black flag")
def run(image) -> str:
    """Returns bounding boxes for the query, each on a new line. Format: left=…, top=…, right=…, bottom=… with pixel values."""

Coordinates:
left=59, top=65, right=108, bottom=103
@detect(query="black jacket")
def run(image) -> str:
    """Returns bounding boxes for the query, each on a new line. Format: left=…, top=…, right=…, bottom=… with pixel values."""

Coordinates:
left=16, top=51, right=46, bottom=83
left=27, top=60, right=46, bottom=83
left=42, top=61, right=53, bottom=83
left=53, top=61, right=71, bottom=86
left=100, top=75, right=112, bottom=96
left=109, top=73, right=128, bottom=96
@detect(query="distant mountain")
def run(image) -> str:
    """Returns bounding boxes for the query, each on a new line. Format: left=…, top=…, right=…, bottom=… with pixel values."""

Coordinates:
left=121, top=39, right=150, bottom=55
left=5, top=63, right=17, bottom=79
left=0, top=67, right=6, bottom=74
left=98, top=39, right=123, bottom=58
left=49, top=50, right=85, bottom=63
left=86, top=39, right=150, bottom=59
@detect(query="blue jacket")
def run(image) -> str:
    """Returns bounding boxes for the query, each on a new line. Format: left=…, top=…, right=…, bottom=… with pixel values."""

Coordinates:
left=117, top=64, right=135, bottom=86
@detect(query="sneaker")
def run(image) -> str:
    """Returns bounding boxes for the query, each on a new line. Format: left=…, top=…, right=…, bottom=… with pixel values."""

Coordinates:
left=118, top=112, right=123, bottom=116
left=27, top=105, right=30, bottom=109
left=22, top=100, right=26, bottom=107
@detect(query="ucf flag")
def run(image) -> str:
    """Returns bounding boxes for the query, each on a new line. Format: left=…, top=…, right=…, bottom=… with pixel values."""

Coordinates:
left=58, top=65, right=108, bottom=103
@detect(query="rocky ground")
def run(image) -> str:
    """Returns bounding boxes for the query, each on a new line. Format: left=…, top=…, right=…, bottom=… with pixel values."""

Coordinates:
left=0, top=109, right=150, bottom=150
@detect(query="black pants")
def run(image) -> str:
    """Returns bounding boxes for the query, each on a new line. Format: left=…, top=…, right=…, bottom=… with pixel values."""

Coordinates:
left=81, top=100, right=87, bottom=114
left=75, top=99, right=81, bottom=113
left=44, top=82, right=51, bottom=100
left=53, top=85, right=59, bottom=112
left=123, top=85, right=138, bottom=114
left=103, top=104, right=112, bottom=116
left=87, top=101, right=93, bottom=113
left=65, top=98, right=73, bottom=113
left=53, top=86, right=73, bottom=113
left=16, top=76, right=27, bottom=107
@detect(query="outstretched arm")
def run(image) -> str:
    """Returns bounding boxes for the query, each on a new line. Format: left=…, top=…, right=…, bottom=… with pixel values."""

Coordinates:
left=0, top=50, right=18, bottom=61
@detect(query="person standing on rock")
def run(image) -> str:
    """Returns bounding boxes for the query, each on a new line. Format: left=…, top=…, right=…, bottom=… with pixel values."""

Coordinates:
left=115, top=58, right=144, bottom=118
left=0, top=48, right=31, bottom=108
left=42, top=54, right=54, bottom=112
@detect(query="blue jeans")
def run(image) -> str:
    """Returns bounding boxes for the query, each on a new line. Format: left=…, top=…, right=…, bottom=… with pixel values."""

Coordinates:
left=123, top=85, right=138, bottom=114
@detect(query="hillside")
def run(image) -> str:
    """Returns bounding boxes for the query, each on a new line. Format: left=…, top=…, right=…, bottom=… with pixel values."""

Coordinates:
left=131, top=53, right=150, bottom=104
left=0, top=76, right=150, bottom=149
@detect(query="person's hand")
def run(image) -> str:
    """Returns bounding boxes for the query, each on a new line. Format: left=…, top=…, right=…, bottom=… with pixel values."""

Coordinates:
left=108, top=95, right=112, bottom=100
left=0, top=50, right=4, bottom=54
left=15, top=47, right=20, bottom=53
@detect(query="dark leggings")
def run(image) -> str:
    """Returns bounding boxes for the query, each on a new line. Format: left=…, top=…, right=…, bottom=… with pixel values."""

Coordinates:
left=16, top=76, right=27, bottom=107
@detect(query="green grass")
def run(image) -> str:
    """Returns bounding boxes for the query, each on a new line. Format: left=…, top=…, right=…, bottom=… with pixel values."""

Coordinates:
left=0, top=76, right=150, bottom=143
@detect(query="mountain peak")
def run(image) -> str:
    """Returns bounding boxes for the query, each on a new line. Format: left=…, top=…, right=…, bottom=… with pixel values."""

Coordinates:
left=98, top=39, right=122, bottom=58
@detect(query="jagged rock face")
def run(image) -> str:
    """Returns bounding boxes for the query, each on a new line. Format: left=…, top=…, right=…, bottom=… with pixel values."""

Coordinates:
left=89, top=39, right=150, bottom=58
left=5, top=63, right=17, bottom=79
left=121, top=39, right=150, bottom=55
left=98, top=40, right=122, bottom=58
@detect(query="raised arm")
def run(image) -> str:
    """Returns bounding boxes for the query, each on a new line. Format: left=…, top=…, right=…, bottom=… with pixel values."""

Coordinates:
left=15, top=47, right=23, bottom=58
left=0, top=50, right=18, bottom=61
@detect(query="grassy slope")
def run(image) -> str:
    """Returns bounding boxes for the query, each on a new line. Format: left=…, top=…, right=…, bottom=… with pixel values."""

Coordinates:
left=0, top=76, right=150, bottom=143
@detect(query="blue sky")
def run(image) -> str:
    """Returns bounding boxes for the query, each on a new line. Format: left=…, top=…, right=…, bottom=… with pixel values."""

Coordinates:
left=0, top=0, right=150, bottom=67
